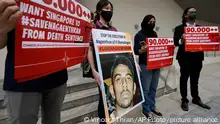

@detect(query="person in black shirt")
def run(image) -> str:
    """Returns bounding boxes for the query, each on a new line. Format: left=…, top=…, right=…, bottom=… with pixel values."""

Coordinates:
left=134, top=15, right=162, bottom=119
left=0, top=0, right=67, bottom=124
left=173, top=7, right=211, bottom=111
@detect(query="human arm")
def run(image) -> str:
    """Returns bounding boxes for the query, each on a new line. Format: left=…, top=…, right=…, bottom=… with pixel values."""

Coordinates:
left=87, top=44, right=101, bottom=85
left=174, top=26, right=184, bottom=46
left=0, top=0, right=21, bottom=49
left=134, top=33, right=147, bottom=55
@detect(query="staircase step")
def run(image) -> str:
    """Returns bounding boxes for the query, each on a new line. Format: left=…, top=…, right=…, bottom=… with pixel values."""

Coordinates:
left=62, top=111, right=98, bottom=124
left=0, top=68, right=100, bottom=124
left=0, top=108, right=7, bottom=120
left=62, top=87, right=99, bottom=111
left=66, top=81, right=97, bottom=95
left=66, top=69, right=97, bottom=94
left=0, top=95, right=4, bottom=109
left=0, top=79, right=6, bottom=122
left=77, top=120, right=98, bottom=124
left=0, top=87, right=100, bottom=123
left=0, top=67, right=177, bottom=124
left=61, top=101, right=98, bottom=124
left=0, top=81, right=4, bottom=109
left=0, top=68, right=96, bottom=106
left=0, top=79, right=98, bottom=110
left=67, top=70, right=95, bottom=87
left=0, top=118, right=7, bottom=124
left=37, top=101, right=99, bottom=124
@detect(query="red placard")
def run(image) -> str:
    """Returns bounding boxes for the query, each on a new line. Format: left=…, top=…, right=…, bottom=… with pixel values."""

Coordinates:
left=184, top=26, right=220, bottom=51
left=15, top=0, right=92, bottom=82
left=146, top=38, right=175, bottom=70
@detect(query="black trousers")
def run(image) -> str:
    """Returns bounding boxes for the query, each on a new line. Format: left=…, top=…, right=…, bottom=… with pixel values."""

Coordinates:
left=178, top=58, right=202, bottom=103
left=98, top=87, right=106, bottom=124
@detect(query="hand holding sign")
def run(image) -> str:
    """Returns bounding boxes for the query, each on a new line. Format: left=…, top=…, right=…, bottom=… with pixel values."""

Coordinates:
left=139, top=41, right=148, bottom=54
left=178, top=34, right=186, bottom=45
left=0, top=0, right=21, bottom=34
left=181, top=34, right=186, bottom=39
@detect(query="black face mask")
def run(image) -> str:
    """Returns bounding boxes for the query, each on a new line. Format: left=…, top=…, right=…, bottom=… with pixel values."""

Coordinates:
left=147, top=23, right=155, bottom=30
left=101, top=10, right=113, bottom=22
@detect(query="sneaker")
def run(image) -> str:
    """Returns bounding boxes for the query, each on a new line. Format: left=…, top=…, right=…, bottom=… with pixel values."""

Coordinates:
left=151, top=109, right=163, bottom=117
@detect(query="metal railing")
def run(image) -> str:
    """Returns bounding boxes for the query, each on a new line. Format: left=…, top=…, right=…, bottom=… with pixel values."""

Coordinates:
left=205, top=51, right=220, bottom=57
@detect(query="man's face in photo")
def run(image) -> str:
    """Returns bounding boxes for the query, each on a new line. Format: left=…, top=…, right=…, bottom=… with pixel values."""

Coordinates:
left=110, top=64, right=136, bottom=108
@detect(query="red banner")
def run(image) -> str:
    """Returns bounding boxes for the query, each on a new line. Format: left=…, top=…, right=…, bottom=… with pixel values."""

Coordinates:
left=146, top=38, right=175, bottom=70
left=184, top=26, right=220, bottom=51
left=15, top=0, right=92, bottom=82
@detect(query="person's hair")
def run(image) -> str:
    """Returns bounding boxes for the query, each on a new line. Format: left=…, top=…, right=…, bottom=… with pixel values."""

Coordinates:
left=182, top=7, right=195, bottom=24
left=111, top=56, right=134, bottom=85
left=141, top=14, right=155, bottom=29
left=94, top=0, right=113, bottom=24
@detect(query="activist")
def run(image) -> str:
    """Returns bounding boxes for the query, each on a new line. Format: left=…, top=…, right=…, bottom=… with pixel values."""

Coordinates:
left=173, top=7, right=211, bottom=111
left=0, top=0, right=67, bottom=124
left=87, top=0, right=117, bottom=123
left=134, top=15, right=162, bottom=119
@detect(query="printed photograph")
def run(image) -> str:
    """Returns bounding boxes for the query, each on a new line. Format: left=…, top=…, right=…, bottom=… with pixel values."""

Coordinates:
left=99, top=53, right=143, bottom=120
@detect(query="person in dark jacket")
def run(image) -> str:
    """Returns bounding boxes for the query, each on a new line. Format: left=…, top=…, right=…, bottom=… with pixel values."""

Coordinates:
left=134, top=15, right=162, bottom=119
left=173, top=7, right=211, bottom=111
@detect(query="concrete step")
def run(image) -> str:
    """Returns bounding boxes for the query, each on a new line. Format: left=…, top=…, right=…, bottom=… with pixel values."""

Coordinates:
left=61, top=101, right=98, bottom=124
left=0, top=68, right=99, bottom=124
left=0, top=67, right=177, bottom=124
left=36, top=101, right=99, bottom=124
left=0, top=80, right=4, bottom=109
left=0, top=88, right=99, bottom=124
left=66, top=68, right=97, bottom=94
left=77, top=121, right=98, bottom=124
left=0, top=107, right=7, bottom=120
left=0, top=80, right=97, bottom=111
left=0, top=92, right=5, bottom=110
left=0, top=86, right=168, bottom=124
left=61, top=87, right=99, bottom=111
left=0, top=68, right=97, bottom=109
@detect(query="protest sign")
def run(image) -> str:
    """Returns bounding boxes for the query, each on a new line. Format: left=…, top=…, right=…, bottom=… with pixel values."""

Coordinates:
left=184, top=26, right=220, bottom=51
left=146, top=38, right=175, bottom=70
left=92, top=29, right=144, bottom=123
left=15, top=0, right=92, bottom=82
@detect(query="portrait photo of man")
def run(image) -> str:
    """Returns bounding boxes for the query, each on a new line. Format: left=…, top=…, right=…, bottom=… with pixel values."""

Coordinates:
left=109, top=56, right=137, bottom=119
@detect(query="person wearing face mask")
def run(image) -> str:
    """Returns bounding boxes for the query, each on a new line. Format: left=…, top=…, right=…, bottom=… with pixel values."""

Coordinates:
left=87, top=0, right=116, bottom=123
left=134, top=15, right=162, bottom=119
left=173, top=7, right=211, bottom=111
